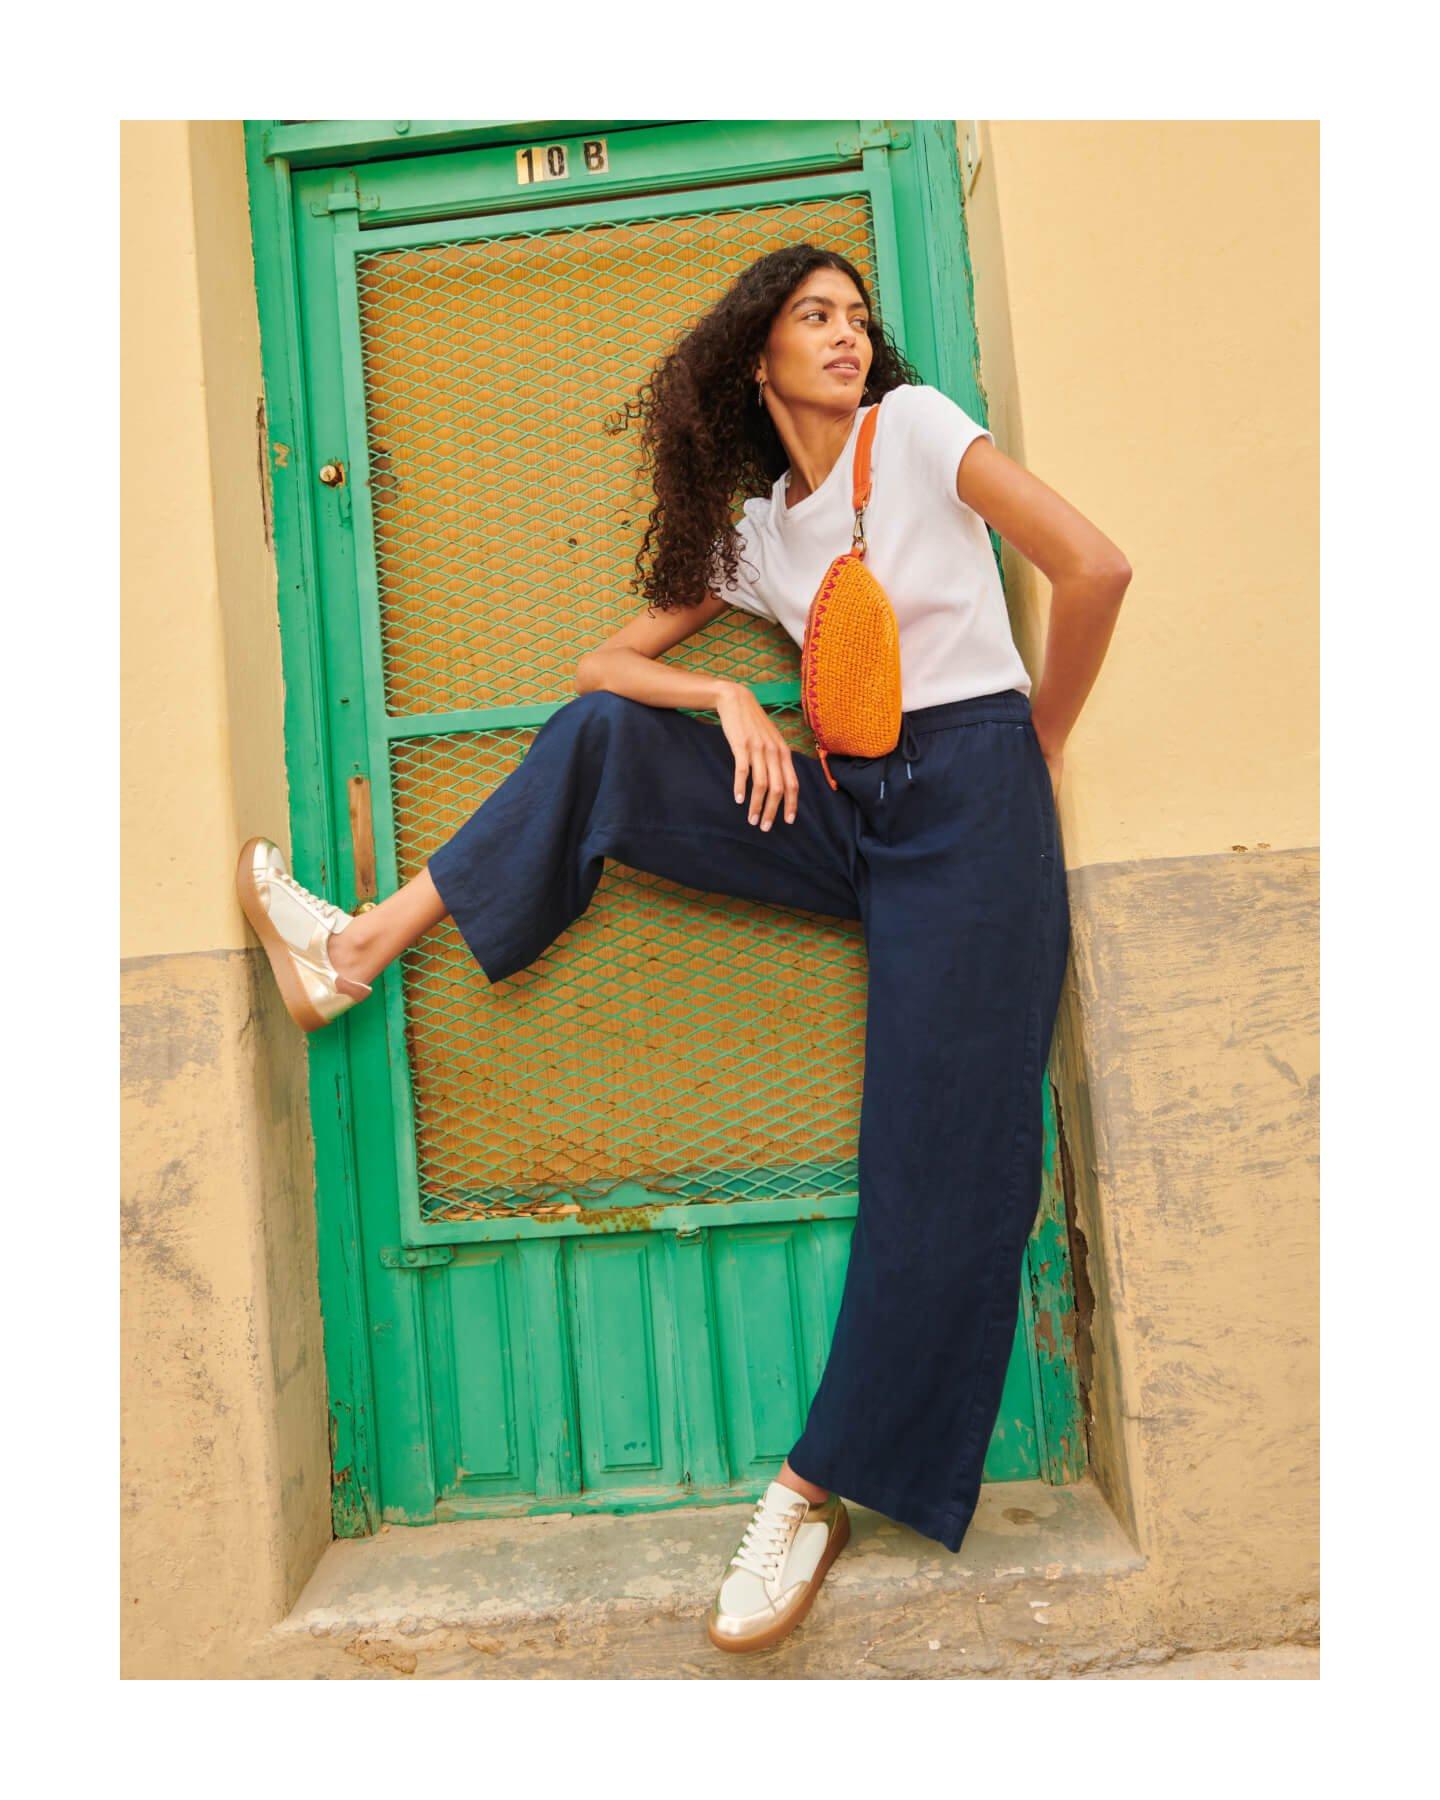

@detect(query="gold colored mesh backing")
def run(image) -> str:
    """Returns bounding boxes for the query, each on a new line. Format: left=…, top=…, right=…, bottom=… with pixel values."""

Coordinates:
left=355, top=194, right=878, bottom=716
left=359, top=190, right=881, bottom=1221
left=391, top=709, right=868, bottom=1222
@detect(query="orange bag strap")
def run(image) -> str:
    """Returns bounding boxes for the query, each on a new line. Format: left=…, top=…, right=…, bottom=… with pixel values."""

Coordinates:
left=850, top=399, right=883, bottom=557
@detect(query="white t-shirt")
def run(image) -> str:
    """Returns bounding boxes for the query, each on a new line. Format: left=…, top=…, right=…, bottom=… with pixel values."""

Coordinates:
left=717, top=383, right=1031, bottom=710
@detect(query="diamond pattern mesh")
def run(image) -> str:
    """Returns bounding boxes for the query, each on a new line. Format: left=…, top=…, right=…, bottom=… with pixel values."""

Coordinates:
left=355, top=194, right=878, bottom=716
left=391, top=707, right=867, bottom=1223
left=356, top=191, right=881, bottom=1224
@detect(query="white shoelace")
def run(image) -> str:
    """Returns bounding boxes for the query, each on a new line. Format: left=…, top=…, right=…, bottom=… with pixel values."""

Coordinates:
left=730, top=1493, right=807, bottom=1581
left=272, top=869, right=350, bottom=936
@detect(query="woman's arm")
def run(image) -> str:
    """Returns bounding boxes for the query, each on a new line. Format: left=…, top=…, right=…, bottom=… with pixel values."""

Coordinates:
left=955, top=439, right=1132, bottom=764
left=574, top=590, right=734, bottom=709
left=574, top=595, right=803, bottom=832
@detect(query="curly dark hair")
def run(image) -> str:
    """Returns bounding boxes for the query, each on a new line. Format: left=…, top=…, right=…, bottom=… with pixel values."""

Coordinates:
left=606, top=243, right=920, bottom=613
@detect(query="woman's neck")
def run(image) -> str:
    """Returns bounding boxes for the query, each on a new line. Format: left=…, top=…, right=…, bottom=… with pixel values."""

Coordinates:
left=773, top=402, right=861, bottom=509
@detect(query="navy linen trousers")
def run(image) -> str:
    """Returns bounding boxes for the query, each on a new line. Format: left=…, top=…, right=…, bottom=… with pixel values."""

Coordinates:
left=427, top=685, right=1070, bottom=1553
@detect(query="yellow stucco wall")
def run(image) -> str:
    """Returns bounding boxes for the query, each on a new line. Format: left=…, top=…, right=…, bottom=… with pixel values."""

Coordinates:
left=121, top=121, right=289, bottom=959
left=966, top=121, right=1318, bottom=868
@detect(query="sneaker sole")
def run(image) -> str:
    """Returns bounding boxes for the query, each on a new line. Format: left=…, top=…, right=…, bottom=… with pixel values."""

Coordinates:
left=235, top=837, right=330, bottom=1033
left=706, top=1501, right=851, bottom=1654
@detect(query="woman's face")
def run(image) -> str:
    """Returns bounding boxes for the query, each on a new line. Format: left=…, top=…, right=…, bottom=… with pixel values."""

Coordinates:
left=758, top=268, right=875, bottom=411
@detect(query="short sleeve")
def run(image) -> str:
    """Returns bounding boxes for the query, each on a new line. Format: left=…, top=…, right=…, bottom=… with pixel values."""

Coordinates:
left=714, top=503, right=778, bottom=622
left=889, top=383, right=994, bottom=509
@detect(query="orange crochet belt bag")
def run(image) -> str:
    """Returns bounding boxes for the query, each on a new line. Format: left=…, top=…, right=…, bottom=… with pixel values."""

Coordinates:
left=799, top=397, right=902, bottom=791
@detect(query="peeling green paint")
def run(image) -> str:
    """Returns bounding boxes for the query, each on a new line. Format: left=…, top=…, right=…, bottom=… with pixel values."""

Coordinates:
left=1023, top=1074, right=1089, bottom=1483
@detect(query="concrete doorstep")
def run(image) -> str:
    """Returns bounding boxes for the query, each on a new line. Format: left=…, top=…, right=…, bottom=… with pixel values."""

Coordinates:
left=254, top=1475, right=1310, bottom=1680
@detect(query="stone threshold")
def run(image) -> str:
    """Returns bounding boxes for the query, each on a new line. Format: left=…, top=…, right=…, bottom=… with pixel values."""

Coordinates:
left=255, top=1473, right=1178, bottom=1677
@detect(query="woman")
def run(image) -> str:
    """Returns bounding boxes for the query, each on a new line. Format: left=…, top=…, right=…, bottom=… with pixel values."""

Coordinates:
left=237, top=243, right=1130, bottom=1656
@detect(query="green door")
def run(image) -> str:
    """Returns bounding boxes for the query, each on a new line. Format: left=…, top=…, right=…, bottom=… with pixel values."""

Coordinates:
left=246, top=120, right=1085, bottom=1534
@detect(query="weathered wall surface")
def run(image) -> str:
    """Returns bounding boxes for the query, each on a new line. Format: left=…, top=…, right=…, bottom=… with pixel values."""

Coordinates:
left=121, top=950, right=327, bottom=1673
left=1058, top=850, right=1319, bottom=1639
left=120, top=120, right=327, bottom=1678
left=964, top=120, right=1318, bottom=1645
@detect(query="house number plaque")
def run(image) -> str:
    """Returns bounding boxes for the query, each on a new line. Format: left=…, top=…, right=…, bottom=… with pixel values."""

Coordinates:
left=515, top=139, right=609, bottom=185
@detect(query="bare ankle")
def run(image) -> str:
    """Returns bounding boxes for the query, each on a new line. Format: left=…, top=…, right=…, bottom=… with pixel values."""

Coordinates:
left=330, top=920, right=371, bottom=982
left=777, top=1463, right=830, bottom=1506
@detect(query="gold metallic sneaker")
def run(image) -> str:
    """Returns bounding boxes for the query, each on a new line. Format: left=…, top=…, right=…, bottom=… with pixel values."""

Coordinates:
left=235, top=836, right=373, bottom=1032
left=706, top=1480, right=851, bottom=1654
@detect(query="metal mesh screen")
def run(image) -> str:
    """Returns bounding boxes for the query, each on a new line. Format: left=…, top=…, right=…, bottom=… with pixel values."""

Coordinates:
left=356, top=191, right=880, bottom=1224
left=391, top=707, right=866, bottom=1223
left=355, top=193, right=878, bottom=715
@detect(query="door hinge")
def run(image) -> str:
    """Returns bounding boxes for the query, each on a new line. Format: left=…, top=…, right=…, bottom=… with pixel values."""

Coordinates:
left=310, top=174, right=380, bottom=218
left=380, top=1245, right=455, bottom=1270
left=838, top=126, right=911, bottom=156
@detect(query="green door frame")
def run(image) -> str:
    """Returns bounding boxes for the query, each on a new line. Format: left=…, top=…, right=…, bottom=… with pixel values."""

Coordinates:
left=242, top=118, right=1085, bottom=1537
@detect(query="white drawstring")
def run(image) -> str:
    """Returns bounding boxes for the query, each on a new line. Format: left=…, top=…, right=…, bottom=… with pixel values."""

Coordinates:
left=878, top=719, right=922, bottom=806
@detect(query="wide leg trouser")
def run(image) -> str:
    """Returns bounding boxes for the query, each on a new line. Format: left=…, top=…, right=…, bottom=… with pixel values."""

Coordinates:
left=427, top=685, right=1070, bottom=1553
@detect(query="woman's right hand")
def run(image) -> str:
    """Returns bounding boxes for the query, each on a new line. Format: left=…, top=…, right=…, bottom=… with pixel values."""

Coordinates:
left=715, top=682, right=799, bottom=830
